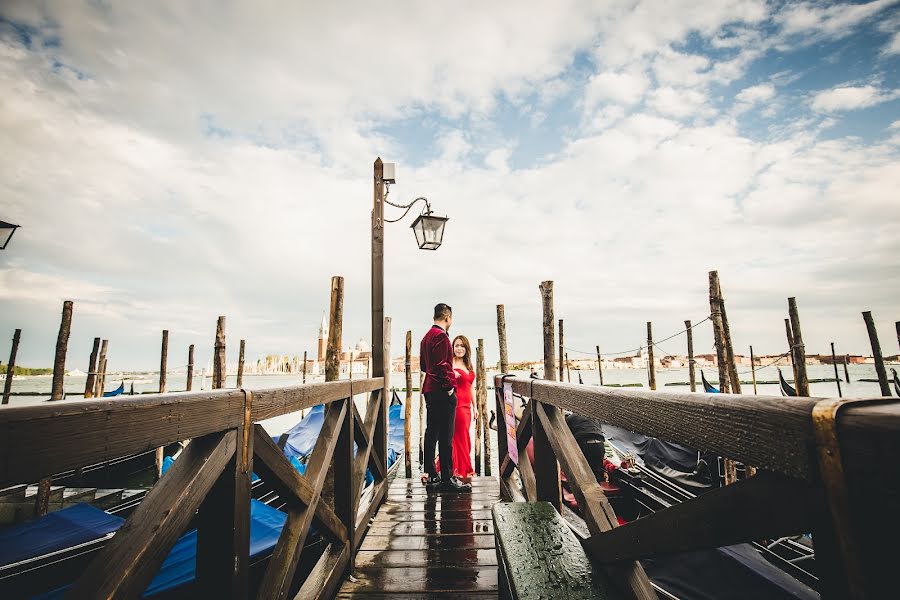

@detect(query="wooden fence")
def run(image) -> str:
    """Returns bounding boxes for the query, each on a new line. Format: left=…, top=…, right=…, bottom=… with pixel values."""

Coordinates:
left=494, top=375, right=900, bottom=600
left=0, top=377, right=389, bottom=599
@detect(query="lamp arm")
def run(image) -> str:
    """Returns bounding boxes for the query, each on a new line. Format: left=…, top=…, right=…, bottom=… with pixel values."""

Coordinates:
left=383, top=195, right=431, bottom=223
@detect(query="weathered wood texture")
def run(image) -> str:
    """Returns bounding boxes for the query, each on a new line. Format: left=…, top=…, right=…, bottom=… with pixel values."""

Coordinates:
left=749, top=344, right=758, bottom=394
left=237, top=338, right=245, bottom=388
left=788, top=298, right=810, bottom=396
left=474, top=339, right=484, bottom=475
left=786, top=318, right=800, bottom=389
left=717, top=276, right=741, bottom=394
left=646, top=322, right=655, bottom=391
left=596, top=345, right=604, bottom=386
left=214, top=316, right=226, bottom=389
left=302, top=350, right=307, bottom=384
left=684, top=321, right=695, bottom=392
left=84, top=336, right=100, bottom=399
left=497, top=304, right=509, bottom=373
left=863, top=311, right=891, bottom=396
left=477, top=338, right=491, bottom=476
left=830, top=342, right=843, bottom=398
left=531, top=395, right=561, bottom=511
left=186, top=344, right=194, bottom=391
left=159, top=330, right=168, bottom=393
left=405, top=331, right=412, bottom=478
left=708, top=271, right=730, bottom=393
left=558, top=319, right=565, bottom=382
left=2, top=328, right=21, bottom=404
left=94, top=339, right=108, bottom=398
left=540, top=281, right=556, bottom=381
left=50, top=300, right=73, bottom=401
left=326, top=276, right=344, bottom=382
left=371, top=158, right=385, bottom=385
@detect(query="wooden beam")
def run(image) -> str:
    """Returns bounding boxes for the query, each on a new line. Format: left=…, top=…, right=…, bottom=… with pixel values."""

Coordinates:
left=50, top=300, right=73, bottom=401
left=186, top=344, right=194, bottom=391
left=540, top=281, right=556, bottom=381
left=684, top=321, right=695, bottom=393
left=237, top=339, right=245, bottom=388
left=496, top=305, right=508, bottom=374
left=558, top=319, right=565, bottom=382
left=830, top=342, right=843, bottom=398
left=478, top=338, right=491, bottom=476
left=646, top=322, right=656, bottom=391
left=2, top=328, right=21, bottom=405
left=708, top=271, right=730, bottom=394
left=214, top=316, right=226, bottom=389
left=159, top=330, right=168, bottom=393
left=292, top=542, right=349, bottom=600
left=596, top=345, right=604, bottom=386
left=786, top=318, right=800, bottom=391
left=68, top=431, right=237, bottom=599
left=531, top=398, right=560, bottom=510
left=863, top=311, right=891, bottom=396
left=718, top=277, right=741, bottom=394
left=750, top=345, right=758, bottom=395
left=789, top=298, right=810, bottom=397
left=371, top=158, right=385, bottom=387
left=84, top=336, right=100, bottom=399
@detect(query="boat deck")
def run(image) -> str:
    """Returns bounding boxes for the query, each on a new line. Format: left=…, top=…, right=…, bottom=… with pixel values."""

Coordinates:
left=338, top=476, right=500, bottom=598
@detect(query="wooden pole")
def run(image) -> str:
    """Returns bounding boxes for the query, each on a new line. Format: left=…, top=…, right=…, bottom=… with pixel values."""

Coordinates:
left=326, top=277, right=344, bottom=382
left=685, top=320, right=695, bottom=392
left=302, top=350, right=307, bottom=384
left=788, top=298, right=809, bottom=397
left=371, top=158, right=385, bottom=386
left=646, top=322, right=656, bottom=391
left=213, top=317, right=226, bottom=389
left=50, top=300, right=73, bottom=401
left=186, top=344, right=194, bottom=391
left=35, top=478, right=52, bottom=517
left=558, top=319, right=565, bottom=382
left=862, top=311, right=890, bottom=396
left=596, top=345, right=604, bottom=386
left=844, top=354, right=851, bottom=383
left=717, top=277, right=741, bottom=394
left=236, top=339, right=245, bottom=388
left=540, top=282, right=557, bottom=381
left=94, top=340, right=108, bottom=397
left=708, top=272, right=730, bottom=393
left=159, top=330, right=168, bottom=393
left=478, top=338, right=491, bottom=476
left=475, top=340, right=484, bottom=475
left=749, top=345, right=758, bottom=395
left=496, top=304, right=509, bottom=374
left=830, top=342, right=843, bottom=398
left=785, top=319, right=799, bottom=389
left=84, top=337, right=100, bottom=399
left=565, top=352, right=572, bottom=383
left=2, top=328, right=21, bottom=405
left=404, top=331, right=412, bottom=478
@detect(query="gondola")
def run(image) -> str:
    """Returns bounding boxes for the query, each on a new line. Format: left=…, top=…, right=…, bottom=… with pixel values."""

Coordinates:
left=102, top=382, right=125, bottom=397
left=892, top=368, right=900, bottom=398
left=778, top=368, right=797, bottom=397
left=700, top=370, right=719, bottom=393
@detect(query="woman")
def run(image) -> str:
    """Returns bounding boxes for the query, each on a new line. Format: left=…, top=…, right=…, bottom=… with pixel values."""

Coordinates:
left=435, top=335, right=476, bottom=479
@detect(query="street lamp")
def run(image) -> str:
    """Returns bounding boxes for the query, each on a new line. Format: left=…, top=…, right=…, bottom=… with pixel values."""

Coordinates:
left=0, top=221, right=20, bottom=250
left=380, top=169, right=449, bottom=251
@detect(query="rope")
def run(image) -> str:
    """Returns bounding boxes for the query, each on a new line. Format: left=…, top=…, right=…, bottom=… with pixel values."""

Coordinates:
left=564, top=315, right=712, bottom=357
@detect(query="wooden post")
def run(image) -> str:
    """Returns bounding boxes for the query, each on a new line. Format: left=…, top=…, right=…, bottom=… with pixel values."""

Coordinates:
left=708, top=272, right=730, bottom=393
left=646, top=322, right=656, bottom=391
left=788, top=298, right=810, bottom=397
left=717, top=277, right=741, bottom=394
left=84, top=337, right=100, bottom=399
left=785, top=319, right=799, bottom=388
left=749, top=345, right=758, bottom=395
left=35, top=477, right=52, bottom=517
left=496, top=304, right=509, bottom=374
left=375, top=317, right=391, bottom=479
left=566, top=352, right=573, bottom=382
left=862, top=311, right=890, bottom=396
left=95, top=339, right=108, bottom=397
left=50, top=300, right=73, bottom=401
left=844, top=354, right=851, bottom=383
left=540, top=282, right=557, bottom=381
left=325, top=277, right=343, bottom=382
left=830, top=342, right=843, bottom=398
left=302, top=350, right=307, bottom=384
left=371, top=158, right=385, bottom=386
left=237, top=339, right=245, bottom=388
left=477, top=338, right=491, bottom=476
left=404, top=331, right=412, bottom=478
left=186, top=344, right=194, bottom=391
left=213, top=317, right=226, bottom=389
left=159, top=330, right=168, bottom=393
left=685, top=320, right=695, bottom=392
left=2, top=328, right=21, bottom=405
left=558, top=319, right=565, bottom=382
left=596, top=345, right=604, bottom=386
left=475, top=340, right=484, bottom=475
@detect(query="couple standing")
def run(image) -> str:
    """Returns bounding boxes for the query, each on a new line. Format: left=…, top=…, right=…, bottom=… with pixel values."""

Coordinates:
left=419, top=303, right=474, bottom=493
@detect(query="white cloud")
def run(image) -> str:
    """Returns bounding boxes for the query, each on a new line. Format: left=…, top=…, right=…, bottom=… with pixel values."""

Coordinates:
left=736, top=83, right=776, bottom=105
left=884, top=31, right=900, bottom=55
left=583, top=69, right=650, bottom=108
left=777, top=0, right=900, bottom=38
left=647, top=86, right=711, bottom=119
left=810, top=84, right=900, bottom=112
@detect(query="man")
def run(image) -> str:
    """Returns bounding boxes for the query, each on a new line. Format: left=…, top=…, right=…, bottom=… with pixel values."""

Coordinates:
left=420, top=303, right=471, bottom=493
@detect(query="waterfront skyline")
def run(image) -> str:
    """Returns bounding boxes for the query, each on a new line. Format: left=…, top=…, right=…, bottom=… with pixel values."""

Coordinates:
left=2, top=1, right=899, bottom=371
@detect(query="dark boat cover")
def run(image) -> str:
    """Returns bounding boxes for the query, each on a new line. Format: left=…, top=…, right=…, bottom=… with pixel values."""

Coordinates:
left=603, top=424, right=715, bottom=490
left=892, top=368, right=900, bottom=397
left=779, top=368, right=797, bottom=397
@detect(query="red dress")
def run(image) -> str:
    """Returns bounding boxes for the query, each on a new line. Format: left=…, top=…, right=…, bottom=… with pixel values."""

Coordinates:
left=436, top=367, right=476, bottom=478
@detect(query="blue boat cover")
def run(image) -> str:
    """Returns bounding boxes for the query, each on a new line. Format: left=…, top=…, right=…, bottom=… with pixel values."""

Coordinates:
left=0, top=503, right=123, bottom=566
left=280, top=404, right=325, bottom=459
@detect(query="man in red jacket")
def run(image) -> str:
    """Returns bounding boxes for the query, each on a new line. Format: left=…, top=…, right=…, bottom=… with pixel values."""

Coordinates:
left=420, top=303, right=471, bottom=492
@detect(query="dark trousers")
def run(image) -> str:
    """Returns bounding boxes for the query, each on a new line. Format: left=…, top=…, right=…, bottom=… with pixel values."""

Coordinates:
left=424, top=390, right=457, bottom=480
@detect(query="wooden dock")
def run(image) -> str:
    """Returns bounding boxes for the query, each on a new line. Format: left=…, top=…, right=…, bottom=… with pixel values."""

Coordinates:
left=338, top=476, right=500, bottom=598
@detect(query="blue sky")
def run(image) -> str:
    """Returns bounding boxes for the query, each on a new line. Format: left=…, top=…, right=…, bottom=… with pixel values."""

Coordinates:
left=1, top=1, right=899, bottom=370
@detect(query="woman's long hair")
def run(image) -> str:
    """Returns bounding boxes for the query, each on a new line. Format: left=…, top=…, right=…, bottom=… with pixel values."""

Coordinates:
left=452, top=335, right=474, bottom=371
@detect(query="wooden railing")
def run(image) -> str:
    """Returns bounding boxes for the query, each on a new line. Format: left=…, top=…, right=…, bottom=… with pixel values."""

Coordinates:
left=0, top=377, right=389, bottom=599
left=494, top=375, right=900, bottom=600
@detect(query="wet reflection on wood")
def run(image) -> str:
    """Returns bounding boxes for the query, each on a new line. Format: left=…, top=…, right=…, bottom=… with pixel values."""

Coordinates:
left=339, top=476, right=500, bottom=597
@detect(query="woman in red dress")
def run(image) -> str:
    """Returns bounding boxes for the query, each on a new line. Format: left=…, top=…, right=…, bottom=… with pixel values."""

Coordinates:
left=442, top=335, right=476, bottom=478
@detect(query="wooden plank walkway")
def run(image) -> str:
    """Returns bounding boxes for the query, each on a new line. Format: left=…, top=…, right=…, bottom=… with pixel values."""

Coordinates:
left=338, top=476, right=500, bottom=598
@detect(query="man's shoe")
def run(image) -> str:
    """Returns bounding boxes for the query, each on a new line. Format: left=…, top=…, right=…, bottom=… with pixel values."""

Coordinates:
left=423, top=474, right=442, bottom=488
left=440, top=477, right=472, bottom=493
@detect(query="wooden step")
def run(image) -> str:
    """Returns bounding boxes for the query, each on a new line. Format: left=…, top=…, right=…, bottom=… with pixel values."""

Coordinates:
left=63, top=487, right=98, bottom=505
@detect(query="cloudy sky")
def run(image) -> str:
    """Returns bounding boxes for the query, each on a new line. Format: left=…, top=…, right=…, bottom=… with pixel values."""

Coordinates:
left=1, top=1, right=899, bottom=371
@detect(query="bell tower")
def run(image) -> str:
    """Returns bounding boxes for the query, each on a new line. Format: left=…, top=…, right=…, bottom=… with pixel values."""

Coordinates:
left=317, top=312, right=328, bottom=362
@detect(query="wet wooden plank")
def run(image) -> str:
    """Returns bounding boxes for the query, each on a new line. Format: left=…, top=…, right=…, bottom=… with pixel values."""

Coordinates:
left=374, top=509, right=494, bottom=522
left=340, top=566, right=498, bottom=593
left=337, top=593, right=497, bottom=599
left=367, top=519, right=494, bottom=536
left=378, top=499, right=499, bottom=512
left=359, top=534, right=496, bottom=552
left=355, top=549, right=498, bottom=568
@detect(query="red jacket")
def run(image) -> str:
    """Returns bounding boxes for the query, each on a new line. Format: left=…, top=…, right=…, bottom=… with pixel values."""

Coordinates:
left=420, top=325, right=457, bottom=393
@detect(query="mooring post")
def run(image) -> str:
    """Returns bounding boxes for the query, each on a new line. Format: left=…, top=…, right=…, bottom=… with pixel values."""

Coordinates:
left=2, top=328, right=21, bottom=405
left=558, top=318, right=565, bottom=382
left=404, top=330, right=412, bottom=478
left=749, top=345, right=758, bottom=395
left=50, top=300, right=73, bottom=401
left=540, top=282, right=557, bottom=381
left=684, top=320, right=695, bottom=392
left=565, top=352, right=572, bottom=383
left=94, top=339, right=108, bottom=397
left=213, top=317, right=226, bottom=389
left=844, top=354, right=851, bottom=383
left=302, top=350, right=307, bottom=384
left=708, top=272, right=730, bottom=393
left=716, top=277, right=741, bottom=393
left=478, top=338, right=491, bottom=476
left=186, top=344, right=194, bottom=391
left=596, top=345, right=604, bottom=386
left=237, top=339, right=245, bottom=388
left=646, top=322, right=656, bottom=391
left=536, top=281, right=561, bottom=509
left=322, top=276, right=344, bottom=513
left=862, top=311, right=891, bottom=396
left=496, top=305, right=509, bottom=374
left=159, top=330, right=168, bottom=393
left=785, top=319, right=799, bottom=389
left=475, top=340, right=484, bottom=475
left=830, top=342, right=843, bottom=398
left=788, top=298, right=810, bottom=397
left=84, top=337, right=100, bottom=399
